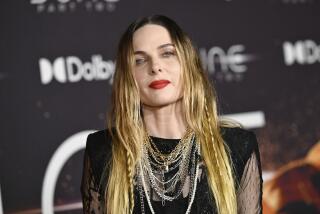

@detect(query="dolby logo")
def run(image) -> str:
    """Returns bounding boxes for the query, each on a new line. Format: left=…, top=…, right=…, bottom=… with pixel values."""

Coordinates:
left=39, top=55, right=115, bottom=85
left=283, top=40, right=320, bottom=66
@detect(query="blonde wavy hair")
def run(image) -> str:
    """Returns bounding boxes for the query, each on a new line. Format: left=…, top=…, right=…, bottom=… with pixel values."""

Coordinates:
left=104, top=15, right=238, bottom=214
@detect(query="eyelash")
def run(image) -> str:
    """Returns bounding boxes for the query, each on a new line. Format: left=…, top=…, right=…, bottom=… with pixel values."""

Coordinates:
left=162, top=51, right=175, bottom=57
left=135, top=58, right=145, bottom=65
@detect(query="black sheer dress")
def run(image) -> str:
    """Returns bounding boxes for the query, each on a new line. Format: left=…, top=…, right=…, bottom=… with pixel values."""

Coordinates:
left=81, top=127, right=263, bottom=214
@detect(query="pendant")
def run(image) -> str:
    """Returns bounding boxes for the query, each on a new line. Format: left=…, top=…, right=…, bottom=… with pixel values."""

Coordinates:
left=161, top=163, right=169, bottom=172
left=165, top=164, right=169, bottom=172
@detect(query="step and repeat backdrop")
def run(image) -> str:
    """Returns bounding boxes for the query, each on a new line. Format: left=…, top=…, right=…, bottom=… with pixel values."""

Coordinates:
left=1, top=0, right=320, bottom=213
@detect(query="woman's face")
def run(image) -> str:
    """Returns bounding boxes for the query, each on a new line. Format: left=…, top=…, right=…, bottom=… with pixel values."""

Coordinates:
left=132, top=24, right=183, bottom=107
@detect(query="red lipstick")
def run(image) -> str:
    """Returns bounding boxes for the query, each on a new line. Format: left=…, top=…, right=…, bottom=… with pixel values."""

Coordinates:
left=149, top=80, right=171, bottom=89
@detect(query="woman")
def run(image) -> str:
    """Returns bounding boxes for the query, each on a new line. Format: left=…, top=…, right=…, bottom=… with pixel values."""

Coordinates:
left=81, top=15, right=262, bottom=214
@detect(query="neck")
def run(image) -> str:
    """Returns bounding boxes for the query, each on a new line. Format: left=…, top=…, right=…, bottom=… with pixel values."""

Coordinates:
left=142, top=98, right=187, bottom=139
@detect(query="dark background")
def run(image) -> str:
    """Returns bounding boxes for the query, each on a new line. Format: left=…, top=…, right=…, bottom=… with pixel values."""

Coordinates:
left=1, top=0, right=319, bottom=213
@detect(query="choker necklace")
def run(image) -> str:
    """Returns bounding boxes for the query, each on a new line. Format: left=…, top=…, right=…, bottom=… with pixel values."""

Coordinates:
left=137, top=129, right=200, bottom=214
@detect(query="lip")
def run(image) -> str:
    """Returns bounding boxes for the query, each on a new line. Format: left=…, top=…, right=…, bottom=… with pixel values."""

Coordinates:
left=149, top=79, right=171, bottom=89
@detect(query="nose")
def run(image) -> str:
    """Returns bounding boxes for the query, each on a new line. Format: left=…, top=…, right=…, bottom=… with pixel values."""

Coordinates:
left=151, top=59, right=162, bottom=74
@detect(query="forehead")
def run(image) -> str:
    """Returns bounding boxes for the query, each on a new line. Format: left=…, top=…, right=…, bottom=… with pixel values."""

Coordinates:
left=132, top=24, right=173, bottom=51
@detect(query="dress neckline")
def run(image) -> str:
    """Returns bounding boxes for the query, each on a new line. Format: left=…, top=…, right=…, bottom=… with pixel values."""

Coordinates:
left=149, top=136, right=180, bottom=153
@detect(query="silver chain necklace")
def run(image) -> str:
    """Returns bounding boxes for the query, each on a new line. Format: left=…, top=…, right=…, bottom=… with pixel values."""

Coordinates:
left=137, top=134, right=200, bottom=214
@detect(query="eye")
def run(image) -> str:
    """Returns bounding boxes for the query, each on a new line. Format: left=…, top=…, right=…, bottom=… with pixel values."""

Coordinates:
left=135, top=58, right=146, bottom=65
left=162, top=51, right=175, bottom=57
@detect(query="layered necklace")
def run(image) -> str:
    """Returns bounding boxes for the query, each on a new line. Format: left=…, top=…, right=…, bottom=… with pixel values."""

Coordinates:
left=137, top=128, right=200, bottom=214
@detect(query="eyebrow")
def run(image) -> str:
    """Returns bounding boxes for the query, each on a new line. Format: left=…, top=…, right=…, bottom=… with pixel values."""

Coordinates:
left=134, top=43, right=175, bottom=55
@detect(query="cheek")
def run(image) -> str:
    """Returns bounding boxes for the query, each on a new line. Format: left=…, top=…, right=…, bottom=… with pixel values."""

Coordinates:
left=175, top=69, right=184, bottom=95
left=133, top=70, right=148, bottom=89
left=172, top=65, right=183, bottom=85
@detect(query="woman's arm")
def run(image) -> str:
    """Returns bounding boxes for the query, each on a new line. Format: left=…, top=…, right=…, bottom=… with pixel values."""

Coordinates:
left=236, top=132, right=263, bottom=214
left=80, top=134, right=103, bottom=214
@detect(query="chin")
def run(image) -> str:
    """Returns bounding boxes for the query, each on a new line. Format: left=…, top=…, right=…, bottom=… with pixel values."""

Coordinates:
left=143, top=98, right=182, bottom=108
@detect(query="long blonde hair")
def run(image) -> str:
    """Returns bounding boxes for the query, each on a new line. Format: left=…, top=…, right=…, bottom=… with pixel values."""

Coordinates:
left=105, top=15, right=238, bottom=214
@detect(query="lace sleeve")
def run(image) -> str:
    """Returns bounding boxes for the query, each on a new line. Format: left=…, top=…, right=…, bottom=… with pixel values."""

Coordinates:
left=80, top=135, right=103, bottom=214
left=236, top=133, right=263, bottom=214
